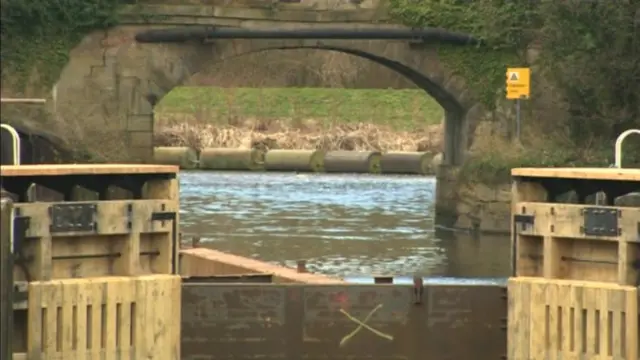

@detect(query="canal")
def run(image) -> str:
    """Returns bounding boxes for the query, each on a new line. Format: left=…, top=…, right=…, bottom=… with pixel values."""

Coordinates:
left=179, top=171, right=511, bottom=279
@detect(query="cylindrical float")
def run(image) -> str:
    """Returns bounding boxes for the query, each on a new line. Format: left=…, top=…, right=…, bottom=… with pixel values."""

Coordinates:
left=153, top=147, right=198, bottom=169
left=323, top=151, right=382, bottom=174
left=264, top=150, right=324, bottom=172
left=380, top=151, right=433, bottom=175
left=199, top=148, right=265, bottom=171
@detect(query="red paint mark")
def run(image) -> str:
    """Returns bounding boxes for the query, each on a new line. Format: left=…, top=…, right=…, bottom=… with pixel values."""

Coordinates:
left=331, top=291, right=349, bottom=309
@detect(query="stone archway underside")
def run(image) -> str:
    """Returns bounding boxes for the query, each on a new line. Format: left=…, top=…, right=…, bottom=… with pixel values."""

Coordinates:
left=52, top=26, right=483, bottom=164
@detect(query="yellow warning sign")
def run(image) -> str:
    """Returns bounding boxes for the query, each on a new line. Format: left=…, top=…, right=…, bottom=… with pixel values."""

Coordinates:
left=506, top=67, right=530, bottom=100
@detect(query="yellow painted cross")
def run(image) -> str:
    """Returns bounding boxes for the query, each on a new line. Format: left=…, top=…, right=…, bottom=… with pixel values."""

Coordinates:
left=339, top=304, right=394, bottom=347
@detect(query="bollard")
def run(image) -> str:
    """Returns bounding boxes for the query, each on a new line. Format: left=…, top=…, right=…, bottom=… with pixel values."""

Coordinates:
left=192, top=236, right=201, bottom=248
left=413, top=276, right=424, bottom=305
left=296, top=260, right=307, bottom=273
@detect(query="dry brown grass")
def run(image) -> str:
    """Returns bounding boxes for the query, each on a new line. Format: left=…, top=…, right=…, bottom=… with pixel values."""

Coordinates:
left=166, top=48, right=442, bottom=153
left=154, top=119, right=443, bottom=153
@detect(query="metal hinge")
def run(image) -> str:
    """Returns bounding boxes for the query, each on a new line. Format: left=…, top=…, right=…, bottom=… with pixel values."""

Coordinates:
left=48, top=203, right=97, bottom=233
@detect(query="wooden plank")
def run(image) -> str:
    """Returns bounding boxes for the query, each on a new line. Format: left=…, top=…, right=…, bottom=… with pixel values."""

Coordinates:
left=512, top=167, right=640, bottom=181
left=0, top=199, right=13, bottom=360
left=514, top=202, right=639, bottom=285
left=26, top=275, right=181, bottom=360
left=514, top=202, right=640, bottom=241
left=179, top=248, right=345, bottom=284
left=511, top=181, right=547, bottom=277
left=507, top=277, right=638, bottom=360
left=0, top=164, right=178, bottom=177
left=528, top=279, right=546, bottom=360
left=16, top=200, right=176, bottom=237
left=144, top=178, right=179, bottom=273
left=13, top=200, right=178, bottom=281
left=624, top=289, right=638, bottom=360
left=582, top=286, right=597, bottom=355
left=507, top=278, right=522, bottom=360
left=558, top=283, right=572, bottom=354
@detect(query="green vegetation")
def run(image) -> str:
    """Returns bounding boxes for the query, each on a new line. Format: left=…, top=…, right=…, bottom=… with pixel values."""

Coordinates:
left=0, top=0, right=126, bottom=92
left=156, top=87, right=443, bottom=130
left=389, top=0, right=640, bottom=180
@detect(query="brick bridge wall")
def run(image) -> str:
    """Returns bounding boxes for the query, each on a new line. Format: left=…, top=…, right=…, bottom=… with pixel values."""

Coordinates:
left=50, top=0, right=484, bottom=164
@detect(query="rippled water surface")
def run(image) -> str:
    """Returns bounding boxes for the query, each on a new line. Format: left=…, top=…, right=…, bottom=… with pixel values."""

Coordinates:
left=179, top=171, right=511, bottom=278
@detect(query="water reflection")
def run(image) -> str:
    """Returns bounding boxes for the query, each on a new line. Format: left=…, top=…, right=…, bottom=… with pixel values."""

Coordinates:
left=179, top=171, right=511, bottom=278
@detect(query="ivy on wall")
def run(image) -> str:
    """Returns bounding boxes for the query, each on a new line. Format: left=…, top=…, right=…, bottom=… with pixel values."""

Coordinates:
left=387, top=0, right=539, bottom=108
left=0, top=0, right=128, bottom=92
left=388, top=0, right=640, bottom=177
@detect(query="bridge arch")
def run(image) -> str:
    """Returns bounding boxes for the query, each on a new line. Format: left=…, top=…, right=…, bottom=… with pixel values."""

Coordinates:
left=197, top=42, right=470, bottom=164
left=44, top=26, right=484, bottom=164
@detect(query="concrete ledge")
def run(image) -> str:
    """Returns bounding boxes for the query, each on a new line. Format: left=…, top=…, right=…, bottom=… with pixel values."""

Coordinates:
left=180, top=247, right=345, bottom=284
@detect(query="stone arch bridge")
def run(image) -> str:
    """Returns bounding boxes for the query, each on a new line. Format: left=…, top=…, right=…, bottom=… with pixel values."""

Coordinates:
left=48, top=0, right=488, bottom=165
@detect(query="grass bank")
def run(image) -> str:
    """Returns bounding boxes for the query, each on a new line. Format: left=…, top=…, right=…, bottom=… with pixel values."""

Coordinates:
left=156, top=87, right=443, bottom=130
left=460, top=123, right=640, bottom=185
left=155, top=87, right=444, bottom=152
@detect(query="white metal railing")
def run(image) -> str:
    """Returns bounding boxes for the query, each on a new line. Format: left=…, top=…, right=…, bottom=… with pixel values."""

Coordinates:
left=614, top=129, right=640, bottom=168
left=0, top=98, right=46, bottom=104
left=0, top=97, right=47, bottom=165
left=0, top=124, right=21, bottom=165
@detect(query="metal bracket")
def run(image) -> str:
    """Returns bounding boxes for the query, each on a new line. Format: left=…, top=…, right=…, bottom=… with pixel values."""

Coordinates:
left=49, top=203, right=97, bottom=233
left=581, top=207, right=620, bottom=237
left=514, top=214, right=535, bottom=232
left=126, top=203, right=133, bottom=232
left=12, top=282, right=28, bottom=310
left=13, top=215, right=30, bottom=254
left=151, top=211, right=176, bottom=222
left=151, top=211, right=178, bottom=274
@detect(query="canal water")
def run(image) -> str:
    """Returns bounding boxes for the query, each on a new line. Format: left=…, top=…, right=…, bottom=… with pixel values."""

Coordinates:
left=179, top=171, right=511, bottom=280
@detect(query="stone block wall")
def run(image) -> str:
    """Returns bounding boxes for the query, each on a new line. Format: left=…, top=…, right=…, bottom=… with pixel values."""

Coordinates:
left=435, top=165, right=511, bottom=234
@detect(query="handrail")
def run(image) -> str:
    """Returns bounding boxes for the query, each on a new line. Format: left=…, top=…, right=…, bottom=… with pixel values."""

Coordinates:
left=0, top=98, right=45, bottom=165
left=0, top=124, right=21, bottom=165
left=614, top=129, right=640, bottom=168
